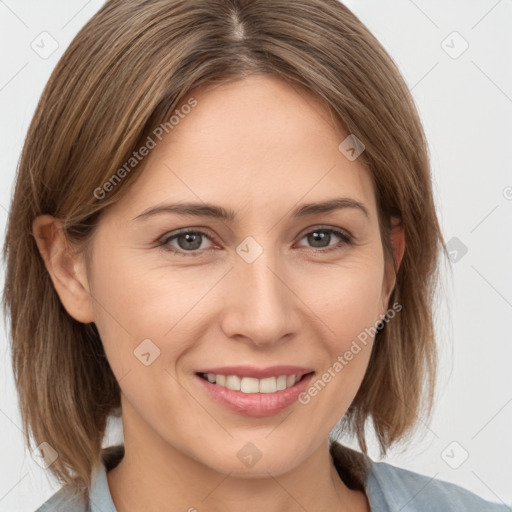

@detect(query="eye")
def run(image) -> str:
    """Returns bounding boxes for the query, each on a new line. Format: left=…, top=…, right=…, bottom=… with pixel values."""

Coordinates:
left=158, top=229, right=215, bottom=256
left=296, top=227, right=352, bottom=253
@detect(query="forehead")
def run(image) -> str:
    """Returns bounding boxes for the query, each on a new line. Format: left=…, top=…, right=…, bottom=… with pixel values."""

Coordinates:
left=109, top=75, right=377, bottom=223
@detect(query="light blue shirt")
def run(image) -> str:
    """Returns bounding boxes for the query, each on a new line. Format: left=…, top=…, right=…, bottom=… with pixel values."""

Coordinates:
left=35, top=444, right=510, bottom=511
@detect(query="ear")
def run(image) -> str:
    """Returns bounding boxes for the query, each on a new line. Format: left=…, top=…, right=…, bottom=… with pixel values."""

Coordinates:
left=381, top=217, right=405, bottom=312
left=32, top=214, right=95, bottom=324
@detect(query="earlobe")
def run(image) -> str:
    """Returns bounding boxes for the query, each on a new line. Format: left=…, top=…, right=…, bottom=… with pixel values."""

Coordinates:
left=32, top=214, right=95, bottom=324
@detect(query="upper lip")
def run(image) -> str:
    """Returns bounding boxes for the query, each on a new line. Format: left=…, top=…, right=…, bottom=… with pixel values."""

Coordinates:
left=195, top=365, right=314, bottom=379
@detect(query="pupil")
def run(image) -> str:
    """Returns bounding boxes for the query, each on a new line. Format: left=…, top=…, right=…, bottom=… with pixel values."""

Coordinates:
left=178, top=232, right=202, bottom=250
left=308, top=230, right=330, bottom=248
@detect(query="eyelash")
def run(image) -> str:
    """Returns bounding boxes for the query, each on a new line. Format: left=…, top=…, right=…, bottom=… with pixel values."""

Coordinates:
left=157, top=226, right=353, bottom=257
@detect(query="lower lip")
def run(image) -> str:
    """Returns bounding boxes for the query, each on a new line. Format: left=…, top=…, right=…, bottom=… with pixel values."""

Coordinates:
left=195, top=373, right=315, bottom=417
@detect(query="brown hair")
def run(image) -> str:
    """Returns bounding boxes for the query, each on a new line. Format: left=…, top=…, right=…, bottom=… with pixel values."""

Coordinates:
left=2, top=0, right=447, bottom=493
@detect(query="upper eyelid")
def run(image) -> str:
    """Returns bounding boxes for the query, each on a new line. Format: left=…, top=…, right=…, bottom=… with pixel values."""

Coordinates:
left=162, top=227, right=218, bottom=244
left=296, top=225, right=352, bottom=240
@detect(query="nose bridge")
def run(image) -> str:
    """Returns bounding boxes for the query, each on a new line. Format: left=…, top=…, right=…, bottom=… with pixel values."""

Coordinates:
left=221, top=240, right=297, bottom=345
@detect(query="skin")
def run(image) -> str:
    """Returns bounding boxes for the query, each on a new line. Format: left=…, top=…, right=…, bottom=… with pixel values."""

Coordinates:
left=33, top=74, right=404, bottom=512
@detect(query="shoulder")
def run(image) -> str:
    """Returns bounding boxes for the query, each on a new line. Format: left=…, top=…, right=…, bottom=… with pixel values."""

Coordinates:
left=33, top=485, right=87, bottom=512
left=367, top=459, right=510, bottom=511
left=329, top=441, right=510, bottom=512
left=33, top=445, right=124, bottom=512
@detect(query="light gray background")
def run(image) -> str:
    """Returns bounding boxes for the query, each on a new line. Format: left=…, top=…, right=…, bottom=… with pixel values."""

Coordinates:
left=1, top=1, right=511, bottom=510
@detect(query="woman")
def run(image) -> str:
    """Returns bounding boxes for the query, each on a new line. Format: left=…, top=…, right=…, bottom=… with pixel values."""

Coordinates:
left=3, top=1, right=508, bottom=511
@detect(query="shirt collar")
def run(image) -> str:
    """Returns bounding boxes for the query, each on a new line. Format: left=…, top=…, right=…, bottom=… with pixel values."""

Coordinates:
left=88, top=446, right=123, bottom=512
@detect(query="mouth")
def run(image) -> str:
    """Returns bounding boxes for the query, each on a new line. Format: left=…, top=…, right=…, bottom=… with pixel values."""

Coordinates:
left=194, top=366, right=315, bottom=417
left=196, top=371, right=313, bottom=393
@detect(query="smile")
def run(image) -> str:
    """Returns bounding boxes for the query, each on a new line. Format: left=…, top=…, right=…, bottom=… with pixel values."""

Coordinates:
left=198, top=372, right=309, bottom=393
left=194, top=366, right=315, bottom=416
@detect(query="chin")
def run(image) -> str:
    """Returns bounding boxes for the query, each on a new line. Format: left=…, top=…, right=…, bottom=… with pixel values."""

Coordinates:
left=195, top=437, right=311, bottom=478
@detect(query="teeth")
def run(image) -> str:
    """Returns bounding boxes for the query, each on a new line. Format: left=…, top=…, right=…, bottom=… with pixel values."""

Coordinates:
left=226, top=375, right=241, bottom=391
left=276, top=375, right=287, bottom=391
left=259, top=376, right=277, bottom=393
left=240, top=377, right=259, bottom=393
left=203, top=373, right=301, bottom=393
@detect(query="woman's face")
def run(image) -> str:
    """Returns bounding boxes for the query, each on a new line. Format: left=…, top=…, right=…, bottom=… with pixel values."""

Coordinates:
left=80, top=75, right=398, bottom=475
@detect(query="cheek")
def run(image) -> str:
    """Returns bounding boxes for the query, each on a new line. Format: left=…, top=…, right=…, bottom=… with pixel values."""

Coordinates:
left=295, top=255, right=385, bottom=409
left=299, top=255, right=385, bottom=344
left=88, top=244, right=220, bottom=379
left=294, top=263, right=384, bottom=423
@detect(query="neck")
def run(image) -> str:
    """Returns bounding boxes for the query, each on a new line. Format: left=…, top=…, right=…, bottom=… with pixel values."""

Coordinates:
left=107, top=406, right=369, bottom=512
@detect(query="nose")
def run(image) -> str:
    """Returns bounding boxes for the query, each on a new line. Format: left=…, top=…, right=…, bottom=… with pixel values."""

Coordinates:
left=219, top=245, right=301, bottom=348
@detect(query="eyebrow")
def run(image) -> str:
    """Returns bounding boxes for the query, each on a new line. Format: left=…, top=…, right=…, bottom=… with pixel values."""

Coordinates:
left=132, top=197, right=369, bottom=222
